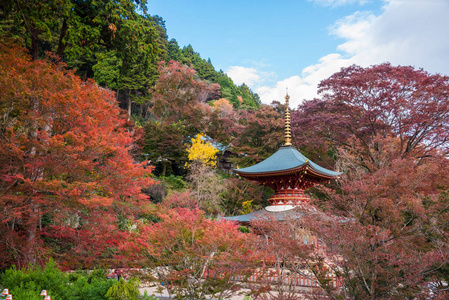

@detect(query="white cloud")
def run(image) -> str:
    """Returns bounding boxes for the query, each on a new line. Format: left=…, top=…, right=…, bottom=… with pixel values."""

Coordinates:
left=256, top=54, right=352, bottom=108
left=255, top=0, right=449, bottom=108
left=331, top=0, right=449, bottom=71
left=226, top=65, right=276, bottom=90
left=226, top=66, right=261, bottom=87
left=308, top=0, right=369, bottom=7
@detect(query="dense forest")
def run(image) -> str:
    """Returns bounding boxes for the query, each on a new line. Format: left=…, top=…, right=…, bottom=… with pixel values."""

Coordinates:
left=1, top=0, right=449, bottom=299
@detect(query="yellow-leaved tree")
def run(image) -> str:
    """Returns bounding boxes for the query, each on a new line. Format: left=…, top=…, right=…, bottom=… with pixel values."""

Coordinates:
left=185, top=133, right=223, bottom=215
left=186, top=133, right=219, bottom=167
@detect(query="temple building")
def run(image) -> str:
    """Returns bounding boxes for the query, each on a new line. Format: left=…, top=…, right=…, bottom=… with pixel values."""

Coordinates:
left=225, top=94, right=341, bottom=223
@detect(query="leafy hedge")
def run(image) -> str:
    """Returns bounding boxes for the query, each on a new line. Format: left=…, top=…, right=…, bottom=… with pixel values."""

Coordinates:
left=0, top=261, right=153, bottom=300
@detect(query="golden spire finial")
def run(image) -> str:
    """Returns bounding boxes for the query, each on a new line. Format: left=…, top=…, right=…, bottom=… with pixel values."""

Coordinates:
left=284, top=91, right=292, bottom=146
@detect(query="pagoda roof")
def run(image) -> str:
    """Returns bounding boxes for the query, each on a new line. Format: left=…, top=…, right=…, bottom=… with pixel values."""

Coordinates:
left=235, top=145, right=341, bottom=178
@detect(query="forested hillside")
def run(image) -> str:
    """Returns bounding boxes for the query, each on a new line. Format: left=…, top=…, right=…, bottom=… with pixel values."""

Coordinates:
left=0, top=0, right=267, bottom=176
left=0, top=0, right=259, bottom=115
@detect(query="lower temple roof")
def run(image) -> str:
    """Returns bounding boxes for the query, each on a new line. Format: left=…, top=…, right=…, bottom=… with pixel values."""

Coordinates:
left=223, top=206, right=306, bottom=223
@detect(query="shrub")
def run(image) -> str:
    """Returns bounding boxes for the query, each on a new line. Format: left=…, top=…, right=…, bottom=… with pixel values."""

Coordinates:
left=0, top=260, right=70, bottom=299
left=105, top=277, right=140, bottom=300
left=0, top=261, right=118, bottom=300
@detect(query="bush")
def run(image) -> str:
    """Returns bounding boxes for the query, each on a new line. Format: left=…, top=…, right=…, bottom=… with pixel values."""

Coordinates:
left=0, top=260, right=71, bottom=299
left=163, top=174, right=188, bottom=190
left=69, top=270, right=115, bottom=300
left=105, top=277, right=140, bottom=300
left=142, top=180, right=168, bottom=203
left=0, top=261, right=118, bottom=300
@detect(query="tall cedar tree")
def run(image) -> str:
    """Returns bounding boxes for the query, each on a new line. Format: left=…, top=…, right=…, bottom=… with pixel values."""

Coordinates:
left=1, top=0, right=161, bottom=119
left=0, top=41, right=153, bottom=268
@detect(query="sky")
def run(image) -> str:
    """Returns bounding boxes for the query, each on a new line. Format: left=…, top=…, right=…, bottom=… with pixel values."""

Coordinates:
left=148, top=0, right=449, bottom=108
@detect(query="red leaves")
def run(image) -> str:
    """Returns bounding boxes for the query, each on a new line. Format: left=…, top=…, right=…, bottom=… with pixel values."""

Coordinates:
left=292, top=63, right=449, bottom=177
left=120, top=207, right=260, bottom=298
left=0, top=41, right=154, bottom=268
left=151, top=61, right=213, bottom=126
left=230, top=104, right=284, bottom=165
left=317, top=63, right=449, bottom=157
left=288, top=63, right=449, bottom=298
left=303, top=141, right=449, bottom=297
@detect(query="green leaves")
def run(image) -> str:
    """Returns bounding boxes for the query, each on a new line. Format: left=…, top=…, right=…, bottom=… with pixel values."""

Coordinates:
left=1, top=260, right=71, bottom=300
left=105, top=278, right=140, bottom=300
left=0, top=261, right=121, bottom=300
left=93, top=51, right=122, bottom=90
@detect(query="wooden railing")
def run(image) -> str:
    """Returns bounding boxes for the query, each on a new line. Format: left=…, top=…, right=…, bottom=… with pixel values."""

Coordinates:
left=231, top=269, right=341, bottom=289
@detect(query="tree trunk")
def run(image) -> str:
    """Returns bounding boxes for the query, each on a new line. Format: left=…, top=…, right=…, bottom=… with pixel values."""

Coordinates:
left=56, top=18, right=68, bottom=59
left=162, top=161, right=167, bottom=177
left=30, top=27, right=39, bottom=60
left=22, top=200, right=40, bottom=266
left=127, top=92, right=132, bottom=119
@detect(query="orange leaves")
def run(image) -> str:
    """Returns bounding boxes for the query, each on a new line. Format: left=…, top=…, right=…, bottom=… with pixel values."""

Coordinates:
left=108, top=23, right=118, bottom=38
left=77, top=196, right=114, bottom=207
left=143, top=207, right=257, bottom=261
left=0, top=41, right=154, bottom=267
left=126, top=207, right=259, bottom=298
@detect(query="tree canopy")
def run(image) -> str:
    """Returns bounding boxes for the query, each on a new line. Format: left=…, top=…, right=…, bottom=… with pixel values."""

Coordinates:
left=0, top=40, right=153, bottom=268
left=289, top=63, right=449, bottom=299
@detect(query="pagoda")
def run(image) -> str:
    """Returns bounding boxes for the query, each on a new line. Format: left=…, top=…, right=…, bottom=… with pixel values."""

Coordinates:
left=226, top=94, right=341, bottom=223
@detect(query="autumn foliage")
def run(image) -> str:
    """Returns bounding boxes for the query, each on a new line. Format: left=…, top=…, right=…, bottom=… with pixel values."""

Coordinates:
left=288, top=63, right=449, bottom=299
left=3, top=32, right=449, bottom=300
left=292, top=63, right=449, bottom=161
left=0, top=40, right=153, bottom=268
left=121, top=207, right=260, bottom=300
left=186, top=133, right=219, bottom=168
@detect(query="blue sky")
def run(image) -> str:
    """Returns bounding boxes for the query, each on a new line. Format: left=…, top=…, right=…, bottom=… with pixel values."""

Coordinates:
left=148, top=0, right=449, bottom=107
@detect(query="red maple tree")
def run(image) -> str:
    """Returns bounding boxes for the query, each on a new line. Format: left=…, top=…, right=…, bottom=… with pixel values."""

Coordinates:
left=120, top=207, right=260, bottom=300
left=289, top=64, right=449, bottom=299
left=0, top=40, right=153, bottom=268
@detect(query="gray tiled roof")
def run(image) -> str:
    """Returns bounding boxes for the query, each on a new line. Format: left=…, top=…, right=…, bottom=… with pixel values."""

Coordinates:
left=235, top=145, right=341, bottom=177
left=223, top=207, right=305, bottom=223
